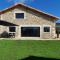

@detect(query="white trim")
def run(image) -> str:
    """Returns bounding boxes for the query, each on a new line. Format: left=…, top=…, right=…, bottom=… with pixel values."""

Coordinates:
left=1, top=14, right=3, bottom=20
left=43, top=25, right=51, bottom=37
left=19, top=25, right=42, bottom=39
left=14, top=11, right=26, bottom=19
left=43, top=25, right=51, bottom=31
left=20, top=25, right=41, bottom=27
left=8, top=26, right=16, bottom=33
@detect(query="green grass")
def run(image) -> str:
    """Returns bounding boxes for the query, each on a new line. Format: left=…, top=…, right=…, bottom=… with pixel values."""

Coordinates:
left=0, top=40, right=60, bottom=60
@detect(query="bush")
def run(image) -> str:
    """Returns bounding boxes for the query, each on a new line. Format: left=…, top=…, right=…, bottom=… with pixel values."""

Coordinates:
left=1, top=31, right=9, bottom=38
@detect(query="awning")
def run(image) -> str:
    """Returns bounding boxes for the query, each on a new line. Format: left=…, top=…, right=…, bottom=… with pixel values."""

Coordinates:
left=0, top=20, right=18, bottom=26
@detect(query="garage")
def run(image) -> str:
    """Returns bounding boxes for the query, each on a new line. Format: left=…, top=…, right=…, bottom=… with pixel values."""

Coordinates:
left=21, top=27, right=40, bottom=37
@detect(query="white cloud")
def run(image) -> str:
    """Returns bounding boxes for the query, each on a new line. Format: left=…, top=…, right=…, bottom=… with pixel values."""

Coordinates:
left=6, top=0, right=34, bottom=3
left=15, top=0, right=33, bottom=3
left=14, top=0, right=26, bottom=3
left=18, top=0, right=26, bottom=2
left=5, top=0, right=24, bottom=3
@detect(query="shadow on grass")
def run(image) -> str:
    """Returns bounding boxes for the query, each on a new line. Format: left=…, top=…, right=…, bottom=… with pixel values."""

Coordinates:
left=19, top=56, right=60, bottom=60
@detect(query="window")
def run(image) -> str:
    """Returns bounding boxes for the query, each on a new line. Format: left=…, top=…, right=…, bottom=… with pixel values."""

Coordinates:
left=9, top=26, right=16, bottom=32
left=44, top=27, right=50, bottom=32
left=21, top=27, right=40, bottom=37
left=15, top=13, right=24, bottom=19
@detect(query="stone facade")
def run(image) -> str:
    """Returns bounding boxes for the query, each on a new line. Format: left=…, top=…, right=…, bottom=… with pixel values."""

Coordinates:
left=0, top=5, right=56, bottom=39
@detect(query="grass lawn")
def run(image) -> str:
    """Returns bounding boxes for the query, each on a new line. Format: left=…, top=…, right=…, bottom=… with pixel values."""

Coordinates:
left=0, top=40, right=60, bottom=60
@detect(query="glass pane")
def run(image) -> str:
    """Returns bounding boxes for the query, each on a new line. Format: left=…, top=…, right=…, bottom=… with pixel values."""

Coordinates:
left=9, top=27, right=16, bottom=32
left=44, top=27, right=50, bottom=32
left=21, top=27, right=40, bottom=37
left=15, top=13, right=24, bottom=19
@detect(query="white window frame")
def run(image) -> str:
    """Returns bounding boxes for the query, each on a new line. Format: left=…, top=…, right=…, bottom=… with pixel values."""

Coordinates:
left=14, top=11, right=26, bottom=19
left=43, top=25, right=51, bottom=33
left=43, top=25, right=51, bottom=38
left=19, top=25, right=42, bottom=39
left=8, top=26, right=16, bottom=33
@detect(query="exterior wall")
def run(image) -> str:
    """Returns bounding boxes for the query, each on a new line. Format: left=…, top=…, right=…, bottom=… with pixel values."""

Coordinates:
left=0, top=15, right=1, bottom=19
left=0, top=6, right=56, bottom=39
left=0, top=25, right=8, bottom=34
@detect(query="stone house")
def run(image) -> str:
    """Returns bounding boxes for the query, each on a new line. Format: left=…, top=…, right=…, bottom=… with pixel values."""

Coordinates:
left=0, top=3, right=59, bottom=39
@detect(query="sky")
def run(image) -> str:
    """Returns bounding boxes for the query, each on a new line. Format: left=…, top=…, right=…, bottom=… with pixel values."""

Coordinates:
left=0, top=0, right=60, bottom=23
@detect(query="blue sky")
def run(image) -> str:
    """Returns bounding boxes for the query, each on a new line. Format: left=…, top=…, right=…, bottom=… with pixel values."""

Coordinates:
left=0, top=0, right=60, bottom=23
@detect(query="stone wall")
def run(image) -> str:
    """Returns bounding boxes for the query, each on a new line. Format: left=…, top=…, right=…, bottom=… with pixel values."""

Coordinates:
left=0, top=6, right=56, bottom=39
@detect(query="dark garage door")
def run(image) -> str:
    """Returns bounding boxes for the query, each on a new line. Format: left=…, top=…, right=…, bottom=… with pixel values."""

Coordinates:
left=21, top=27, right=40, bottom=37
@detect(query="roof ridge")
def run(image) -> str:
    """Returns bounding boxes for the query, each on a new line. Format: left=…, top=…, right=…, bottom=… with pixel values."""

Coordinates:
left=0, top=3, right=60, bottom=19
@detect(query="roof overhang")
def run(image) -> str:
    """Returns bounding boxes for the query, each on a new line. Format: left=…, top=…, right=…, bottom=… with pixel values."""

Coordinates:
left=0, top=20, right=18, bottom=26
left=0, top=3, right=60, bottom=20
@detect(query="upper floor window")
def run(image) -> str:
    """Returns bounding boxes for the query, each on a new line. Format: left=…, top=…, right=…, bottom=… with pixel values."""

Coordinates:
left=15, top=13, right=24, bottom=19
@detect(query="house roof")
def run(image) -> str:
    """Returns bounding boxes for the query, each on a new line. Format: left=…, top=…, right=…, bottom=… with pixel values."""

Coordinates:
left=0, top=20, right=18, bottom=26
left=0, top=3, right=60, bottom=20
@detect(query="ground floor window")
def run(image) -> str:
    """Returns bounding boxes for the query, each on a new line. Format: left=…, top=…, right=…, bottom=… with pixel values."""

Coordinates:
left=21, top=27, right=40, bottom=37
left=9, top=26, right=16, bottom=32
left=9, top=26, right=16, bottom=37
left=44, top=27, right=50, bottom=32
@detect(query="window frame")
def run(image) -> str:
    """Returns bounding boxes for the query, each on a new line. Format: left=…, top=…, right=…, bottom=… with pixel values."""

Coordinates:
left=14, top=11, right=26, bottom=19
left=19, top=25, right=42, bottom=39
left=21, top=27, right=40, bottom=37
left=44, top=27, right=50, bottom=32
left=9, top=26, right=16, bottom=33
left=15, top=13, right=24, bottom=19
left=43, top=25, right=51, bottom=33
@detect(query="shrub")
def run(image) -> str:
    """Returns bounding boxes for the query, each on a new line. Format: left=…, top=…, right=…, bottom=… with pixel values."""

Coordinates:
left=1, top=31, right=9, bottom=38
